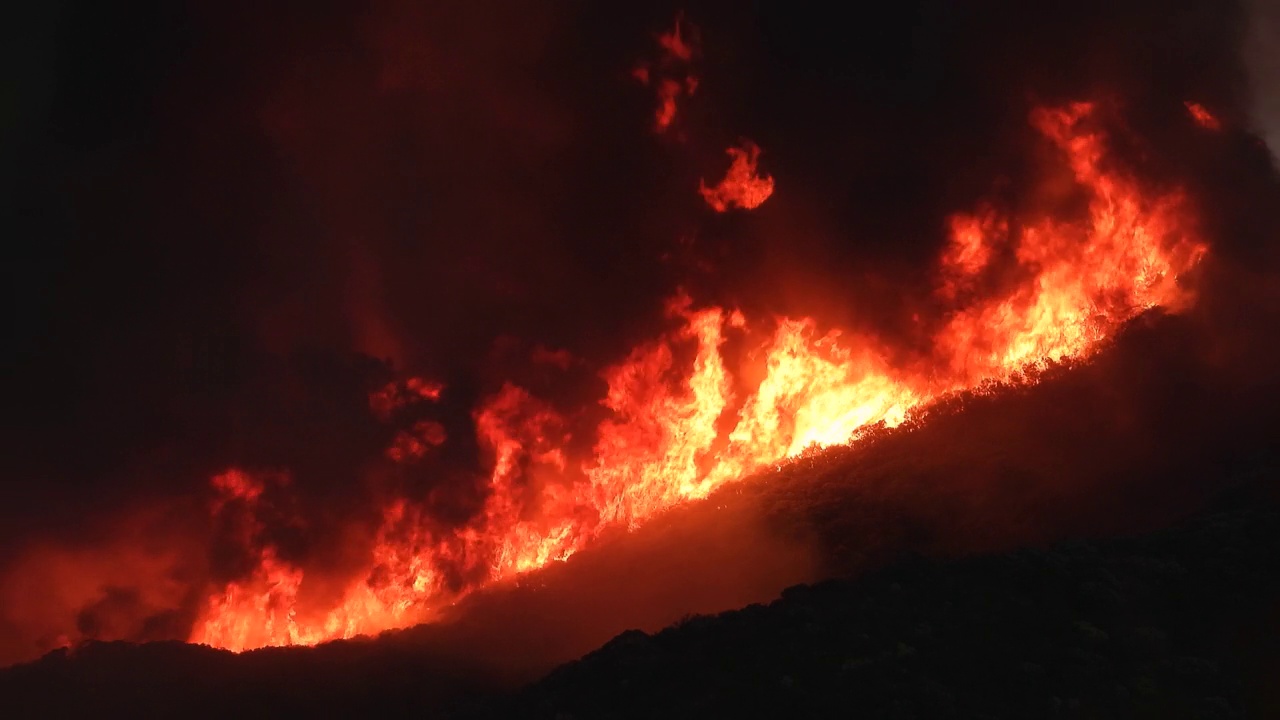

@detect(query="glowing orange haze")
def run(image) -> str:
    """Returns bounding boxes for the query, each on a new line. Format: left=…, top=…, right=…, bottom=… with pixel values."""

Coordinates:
left=189, top=102, right=1208, bottom=652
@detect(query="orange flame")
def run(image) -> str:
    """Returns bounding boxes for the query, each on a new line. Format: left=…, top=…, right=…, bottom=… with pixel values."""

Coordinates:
left=189, top=101, right=1208, bottom=653
left=934, top=103, right=1207, bottom=386
left=190, top=470, right=307, bottom=651
left=700, top=141, right=776, bottom=211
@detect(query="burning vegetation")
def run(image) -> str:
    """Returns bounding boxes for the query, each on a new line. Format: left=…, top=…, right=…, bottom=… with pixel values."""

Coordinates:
left=180, top=96, right=1207, bottom=653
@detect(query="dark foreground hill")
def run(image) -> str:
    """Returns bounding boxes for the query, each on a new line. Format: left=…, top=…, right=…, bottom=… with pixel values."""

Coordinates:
left=478, top=488, right=1280, bottom=720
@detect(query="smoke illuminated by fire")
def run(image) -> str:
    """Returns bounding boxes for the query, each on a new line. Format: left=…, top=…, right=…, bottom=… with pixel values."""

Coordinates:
left=369, top=377, right=444, bottom=422
left=700, top=140, right=776, bottom=212
left=186, top=101, right=1208, bottom=653
left=385, top=420, right=447, bottom=463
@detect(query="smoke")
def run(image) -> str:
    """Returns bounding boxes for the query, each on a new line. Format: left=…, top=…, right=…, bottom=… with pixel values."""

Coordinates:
left=2, top=0, right=1279, bottom=668
left=1245, top=0, right=1280, bottom=156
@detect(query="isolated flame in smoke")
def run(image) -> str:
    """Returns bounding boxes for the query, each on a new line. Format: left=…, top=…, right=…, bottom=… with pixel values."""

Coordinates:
left=1185, top=101, right=1222, bottom=130
left=657, top=12, right=695, bottom=62
left=185, top=100, right=1208, bottom=653
left=634, top=13, right=699, bottom=133
left=700, top=140, right=776, bottom=211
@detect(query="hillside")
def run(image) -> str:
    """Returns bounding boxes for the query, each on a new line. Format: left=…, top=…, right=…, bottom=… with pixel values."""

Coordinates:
left=491, top=488, right=1280, bottom=719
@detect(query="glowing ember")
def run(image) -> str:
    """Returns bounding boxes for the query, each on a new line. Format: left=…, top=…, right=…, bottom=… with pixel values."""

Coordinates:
left=700, top=141, right=776, bottom=212
left=1184, top=101, right=1222, bottom=130
left=187, top=101, right=1208, bottom=653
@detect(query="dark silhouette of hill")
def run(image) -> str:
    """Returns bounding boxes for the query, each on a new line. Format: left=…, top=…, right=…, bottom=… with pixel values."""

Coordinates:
left=493, top=487, right=1280, bottom=719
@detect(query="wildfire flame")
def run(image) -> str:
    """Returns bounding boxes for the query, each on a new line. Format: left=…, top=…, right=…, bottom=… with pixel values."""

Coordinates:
left=700, top=140, right=776, bottom=212
left=187, top=101, right=1208, bottom=653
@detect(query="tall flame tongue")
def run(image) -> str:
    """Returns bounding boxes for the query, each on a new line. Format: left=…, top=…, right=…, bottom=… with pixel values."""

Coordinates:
left=192, top=470, right=307, bottom=652
left=190, top=101, right=1207, bottom=652
left=935, top=103, right=1207, bottom=386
